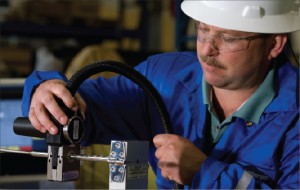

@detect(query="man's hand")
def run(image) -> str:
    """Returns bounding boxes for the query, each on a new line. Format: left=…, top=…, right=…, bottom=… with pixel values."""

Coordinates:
left=28, top=79, right=86, bottom=135
left=153, top=134, right=207, bottom=185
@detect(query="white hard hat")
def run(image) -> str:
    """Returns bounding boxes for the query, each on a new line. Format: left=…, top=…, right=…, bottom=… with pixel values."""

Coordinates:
left=181, top=0, right=300, bottom=33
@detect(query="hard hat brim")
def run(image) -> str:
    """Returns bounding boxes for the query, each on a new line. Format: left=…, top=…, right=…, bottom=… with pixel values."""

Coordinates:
left=181, top=1, right=300, bottom=33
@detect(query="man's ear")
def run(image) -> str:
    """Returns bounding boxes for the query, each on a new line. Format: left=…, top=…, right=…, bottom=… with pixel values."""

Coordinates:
left=268, top=34, right=287, bottom=60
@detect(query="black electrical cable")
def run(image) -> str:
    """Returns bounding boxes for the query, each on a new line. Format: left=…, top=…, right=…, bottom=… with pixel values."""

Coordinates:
left=66, top=60, right=173, bottom=135
left=66, top=60, right=183, bottom=189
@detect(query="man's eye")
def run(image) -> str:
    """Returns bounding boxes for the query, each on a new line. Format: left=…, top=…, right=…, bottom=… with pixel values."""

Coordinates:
left=222, top=37, right=239, bottom=43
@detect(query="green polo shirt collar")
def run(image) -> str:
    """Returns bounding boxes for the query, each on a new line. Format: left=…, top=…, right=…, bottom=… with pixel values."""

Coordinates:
left=233, top=67, right=275, bottom=123
left=202, top=65, right=275, bottom=124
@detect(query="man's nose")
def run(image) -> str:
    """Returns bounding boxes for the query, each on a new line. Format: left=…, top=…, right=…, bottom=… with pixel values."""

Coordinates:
left=197, top=38, right=219, bottom=57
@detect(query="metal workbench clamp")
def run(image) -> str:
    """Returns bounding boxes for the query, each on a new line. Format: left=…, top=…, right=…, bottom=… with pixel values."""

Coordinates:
left=0, top=140, right=149, bottom=189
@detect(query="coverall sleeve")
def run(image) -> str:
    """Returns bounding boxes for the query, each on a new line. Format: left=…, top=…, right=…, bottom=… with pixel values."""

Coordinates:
left=21, top=71, right=68, bottom=116
left=191, top=119, right=300, bottom=189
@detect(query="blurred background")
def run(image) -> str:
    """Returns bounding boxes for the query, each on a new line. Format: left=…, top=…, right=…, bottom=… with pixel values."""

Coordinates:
left=0, top=0, right=298, bottom=78
left=0, top=0, right=199, bottom=78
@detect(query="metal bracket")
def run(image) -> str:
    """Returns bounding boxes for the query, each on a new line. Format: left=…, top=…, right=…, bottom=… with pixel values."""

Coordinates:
left=109, top=140, right=149, bottom=189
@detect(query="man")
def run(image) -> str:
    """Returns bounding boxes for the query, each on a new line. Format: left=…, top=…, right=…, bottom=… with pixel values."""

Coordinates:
left=22, top=0, right=299, bottom=189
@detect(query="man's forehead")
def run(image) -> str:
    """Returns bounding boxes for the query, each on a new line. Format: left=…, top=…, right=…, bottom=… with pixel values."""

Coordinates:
left=197, top=21, right=256, bottom=35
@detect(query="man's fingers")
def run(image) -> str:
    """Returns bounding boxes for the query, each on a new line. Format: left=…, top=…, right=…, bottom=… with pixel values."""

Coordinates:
left=158, top=161, right=180, bottom=183
left=32, top=102, right=58, bottom=134
left=158, top=161, right=178, bottom=168
left=154, top=134, right=179, bottom=159
left=153, top=134, right=172, bottom=148
left=29, top=107, right=46, bottom=133
left=47, top=81, right=78, bottom=112
left=40, top=93, right=67, bottom=125
left=38, top=79, right=77, bottom=111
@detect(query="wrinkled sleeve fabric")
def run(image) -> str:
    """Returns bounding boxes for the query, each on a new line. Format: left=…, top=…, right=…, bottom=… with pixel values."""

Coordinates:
left=22, top=71, right=68, bottom=116
left=277, top=117, right=300, bottom=189
left=191, top=119, right=299, bottom=189
left=192, top=157, right=256, bottom=189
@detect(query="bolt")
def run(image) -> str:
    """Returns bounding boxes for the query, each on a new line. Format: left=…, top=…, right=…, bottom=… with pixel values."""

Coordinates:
left=114, top=175, right=120, bottom=181
left=115, top=142, right=121, bottom=149
left=110, top=151, right=116, bottom=157
left=119, top=152, right=125, bottom=158
left=118, top=167, right=124, bottom=173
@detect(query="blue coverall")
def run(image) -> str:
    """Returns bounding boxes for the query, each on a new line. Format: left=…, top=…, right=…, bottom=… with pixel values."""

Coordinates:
left=22, top=52, right=299, bottom=189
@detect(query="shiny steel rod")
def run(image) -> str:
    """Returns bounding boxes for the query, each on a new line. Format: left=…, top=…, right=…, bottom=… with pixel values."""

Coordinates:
left=70, top=154, right=124, bottom=164
left=0, top=148, right=123, bottom=164
left=0, top=148, right=48, bottom=158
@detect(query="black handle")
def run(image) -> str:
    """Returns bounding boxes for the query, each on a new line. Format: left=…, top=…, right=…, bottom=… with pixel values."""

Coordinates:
left=13, top=117, right=46, bottom=138
left=13, top=98, right=84, bottom=145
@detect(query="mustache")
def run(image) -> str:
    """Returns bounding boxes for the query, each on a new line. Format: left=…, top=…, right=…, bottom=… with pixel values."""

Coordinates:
left=200, top=55, right=226, bottom=69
